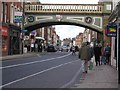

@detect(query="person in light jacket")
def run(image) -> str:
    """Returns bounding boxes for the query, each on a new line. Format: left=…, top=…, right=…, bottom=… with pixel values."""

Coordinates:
left=78, top=42, right=90, bottom=73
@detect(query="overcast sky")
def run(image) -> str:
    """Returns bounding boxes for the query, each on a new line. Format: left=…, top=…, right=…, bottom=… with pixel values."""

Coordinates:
left=40, top=0, right=99, bottom=40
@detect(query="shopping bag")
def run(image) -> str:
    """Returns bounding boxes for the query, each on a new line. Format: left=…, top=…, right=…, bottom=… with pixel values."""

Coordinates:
left=89, top=58, right=94, bottom=70
left=101, top=56, right=106, bottom=65
left=89, top=61, right=93, bottom=70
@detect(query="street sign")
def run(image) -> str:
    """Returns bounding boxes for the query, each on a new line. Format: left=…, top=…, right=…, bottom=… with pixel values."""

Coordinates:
left=14, top=11, right=23, bottom=23
left=105, top=22, right=117, bottom=37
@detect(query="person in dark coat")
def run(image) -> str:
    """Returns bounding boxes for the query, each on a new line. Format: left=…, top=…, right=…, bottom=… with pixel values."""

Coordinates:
left=104, top=43, right=111, bottom=64
left=94, top=43, right=102, bottom=66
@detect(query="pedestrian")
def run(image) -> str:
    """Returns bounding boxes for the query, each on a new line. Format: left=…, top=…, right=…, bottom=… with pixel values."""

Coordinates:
left=94, top=43, right=102, bottom=66
left=31, top=43, right=34, bottom=52
left=98, top=43, right=102, bottom=65
left=35, top=43, right=38, bottom=52
left=39, top=43, right=42, bottom=52
left=78, top=42, right=90, bottom=73
left=88, top=42, right=94, bottom=70
left=104, top=43, right=111, bottom=64
left=72, top=46, right=75, bottom=55
left=101, top=48, right=107, bottom=65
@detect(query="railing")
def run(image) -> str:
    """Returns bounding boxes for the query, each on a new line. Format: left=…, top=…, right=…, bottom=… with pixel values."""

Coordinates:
left=25, top=4, right=103, bottom=14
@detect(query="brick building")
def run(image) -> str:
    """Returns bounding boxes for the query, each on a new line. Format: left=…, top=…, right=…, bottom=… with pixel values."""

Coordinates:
left=75, top=33, right=83, bottom=48
left=1, top=1, right=23, bottom=56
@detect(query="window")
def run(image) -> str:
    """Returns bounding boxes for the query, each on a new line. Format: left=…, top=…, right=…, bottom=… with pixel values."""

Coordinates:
left=106, top=4, right=111, bottom=10
left=1, top=2, right=4, bottom=22
left=2, top=36, right=7, bottom=51
left=4, top=3, right=8, bottom=23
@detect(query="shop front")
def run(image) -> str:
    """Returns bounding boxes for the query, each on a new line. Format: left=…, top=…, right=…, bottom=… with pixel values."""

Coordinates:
left=0, top=25, right=8, bottom=56
left=8, top=24, right=21, bottom=55
left=108, top=6, right=118, bottom=69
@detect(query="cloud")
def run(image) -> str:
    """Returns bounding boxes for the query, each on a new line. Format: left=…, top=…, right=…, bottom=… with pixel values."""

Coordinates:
left=55, top=25, right=84, bottom=40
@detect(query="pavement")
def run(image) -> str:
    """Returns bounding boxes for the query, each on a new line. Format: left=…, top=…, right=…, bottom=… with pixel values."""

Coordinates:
left=72, top=63, right=119, bottom=89
left=0, top=52, right=46, bottom=60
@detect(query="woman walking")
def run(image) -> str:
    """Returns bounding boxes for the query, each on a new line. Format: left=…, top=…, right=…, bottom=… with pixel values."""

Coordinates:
left=94, top=43, right=102, bottom=66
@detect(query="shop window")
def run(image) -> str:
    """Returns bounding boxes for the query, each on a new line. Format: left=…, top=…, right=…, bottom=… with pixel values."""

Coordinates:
left=2, top=36, right=7, bottom=51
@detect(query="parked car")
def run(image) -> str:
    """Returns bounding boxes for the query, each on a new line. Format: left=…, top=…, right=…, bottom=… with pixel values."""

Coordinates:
left=46, top=44, right=57, bottom=52
left=61, top=46, right=68, bottom=52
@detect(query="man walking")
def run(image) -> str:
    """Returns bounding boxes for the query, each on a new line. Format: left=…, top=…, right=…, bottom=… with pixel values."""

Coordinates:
left=78, top=42, right=90, bottom=73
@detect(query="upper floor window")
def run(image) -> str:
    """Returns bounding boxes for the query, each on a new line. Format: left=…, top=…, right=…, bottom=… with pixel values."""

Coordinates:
left=106, top=4, right=111, bottom=10
left=4, top=3, right=8, bottom=23
left=1, top=2, right=4, bottom=22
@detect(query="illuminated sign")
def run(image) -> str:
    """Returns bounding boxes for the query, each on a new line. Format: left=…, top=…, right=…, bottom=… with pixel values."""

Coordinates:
left=106, top=22, right=117, bottom=37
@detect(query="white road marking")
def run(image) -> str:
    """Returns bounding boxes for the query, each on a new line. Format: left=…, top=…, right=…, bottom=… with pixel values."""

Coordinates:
left=0, top=59, right=80, bottom=88
left=37, top=54, right=41, bottom=57
left=1, top=53, right=72, bottom=69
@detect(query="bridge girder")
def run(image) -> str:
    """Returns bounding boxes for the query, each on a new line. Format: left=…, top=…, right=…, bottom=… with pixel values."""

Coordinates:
left=24, top=14, right=103, bottom=33
left=24, top=20, right=102, bottom=34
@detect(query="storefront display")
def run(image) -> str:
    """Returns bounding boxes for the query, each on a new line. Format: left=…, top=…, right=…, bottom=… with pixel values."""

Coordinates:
left=8, top=24, right=21, bottom=55
left=0, top=25, right=8, bottom=56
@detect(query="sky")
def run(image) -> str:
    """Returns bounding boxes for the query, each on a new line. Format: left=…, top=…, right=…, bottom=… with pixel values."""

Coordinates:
left=40, top=0, right=99, bottom=40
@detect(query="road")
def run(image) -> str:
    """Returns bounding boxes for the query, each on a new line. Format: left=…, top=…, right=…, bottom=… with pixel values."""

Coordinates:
left=1, top=52, right=83, bottom=88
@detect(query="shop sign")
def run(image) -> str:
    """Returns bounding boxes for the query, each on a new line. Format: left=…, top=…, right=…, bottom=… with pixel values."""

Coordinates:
left=14, top=11, right=22, bottom=23
left=105, top=22, right=117, bottom=37
left=0, top=26, right=8, bottom=36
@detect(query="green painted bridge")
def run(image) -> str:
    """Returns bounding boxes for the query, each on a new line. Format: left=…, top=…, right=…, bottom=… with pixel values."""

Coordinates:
left=24, top=2, right=112, bottom=33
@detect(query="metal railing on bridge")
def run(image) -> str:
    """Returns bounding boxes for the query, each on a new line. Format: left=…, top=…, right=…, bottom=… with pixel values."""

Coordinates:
left=25, top=4, right=103, bottom=14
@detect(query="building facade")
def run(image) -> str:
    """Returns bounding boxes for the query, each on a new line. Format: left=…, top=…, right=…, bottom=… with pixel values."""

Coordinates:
left=1, top=2, right=23, bottom=56
left=83, top=28, right=98, bottom=43
left=75, top=33, right=83, bottom=48
left=108, top=0, right=120, bottom=69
